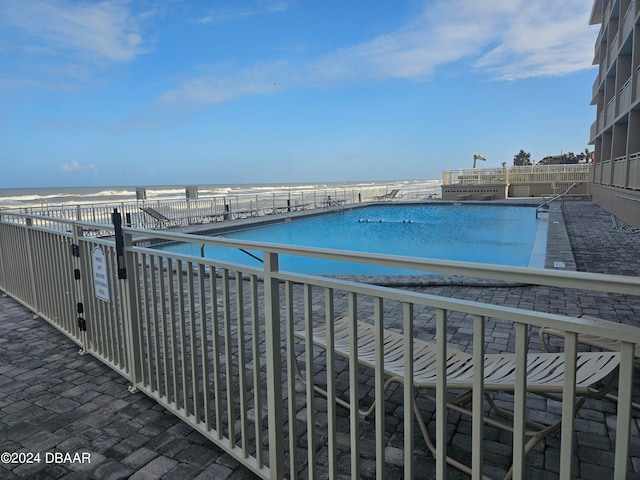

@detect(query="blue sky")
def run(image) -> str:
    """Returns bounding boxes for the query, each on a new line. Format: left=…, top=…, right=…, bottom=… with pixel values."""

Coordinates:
left=0, top=0, right=598, bottom=188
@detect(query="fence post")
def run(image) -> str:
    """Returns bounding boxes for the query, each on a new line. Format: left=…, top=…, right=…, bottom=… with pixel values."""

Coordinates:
left=113, top=209, right=143, bottom=390
left=23, top=218, right=42, bottom=313
left=0, top=216, right=5, bottom=290
left=263, top=252, right=285, bottom=478
left=71, top=223, right=88, bottom=352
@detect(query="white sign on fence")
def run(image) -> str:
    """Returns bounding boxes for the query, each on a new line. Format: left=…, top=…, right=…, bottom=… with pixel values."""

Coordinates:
left=92, top=246, right=110, bottom=302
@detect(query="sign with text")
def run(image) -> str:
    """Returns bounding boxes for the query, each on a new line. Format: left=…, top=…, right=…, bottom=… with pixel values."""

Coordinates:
left=92, top=246, right=110, bottom=302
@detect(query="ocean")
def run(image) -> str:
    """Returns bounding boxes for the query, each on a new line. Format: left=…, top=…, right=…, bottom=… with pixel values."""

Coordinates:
left=0, top=179, right=442, bottom=210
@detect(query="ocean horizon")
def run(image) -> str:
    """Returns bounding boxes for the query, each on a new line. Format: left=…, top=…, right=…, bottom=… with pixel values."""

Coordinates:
left=0, top=179, right=442, bottom=209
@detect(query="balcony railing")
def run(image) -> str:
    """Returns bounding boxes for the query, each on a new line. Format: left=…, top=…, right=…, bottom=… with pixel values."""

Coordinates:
left=613, top=155, right=629, bottom=187
left=599, top=109, right=605, bottom=131
left=593, top=162, right=603, bottom=184
left=606, top=95, right=617, bottom=124
left=619, top=76, right=632, bottom=114
left=605, top=0, right=614, bottom=25
left=629, top=152, right=640, bottom=189
left=609, top=31, right=619, bottom=59
left=602, top=159, right=613, bottom=184
left=0, top=211, right=639, bottom=479
left=623, top=0, right=636, bottom=39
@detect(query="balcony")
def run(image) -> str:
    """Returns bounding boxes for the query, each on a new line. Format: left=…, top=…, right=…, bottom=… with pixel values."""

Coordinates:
left=590, top=119, right=598, bottom=141
left=606, top=96, right=617, bottom=124
left=593, top=162, right=603, bottom=184
left=619, top=76, right=632, bottom=114
left=622, top=0, right=636, bottom=39
left=609, top=31, right=619, bottom=58
left=605, top=0, right=613, bottom=23
left=602, top=159, right=613, bottom=184
left=613, top=155, right=629, bottom=187
left=599, top=110, right=605, bottom=131
left=629, top=152, right=640, bottom=189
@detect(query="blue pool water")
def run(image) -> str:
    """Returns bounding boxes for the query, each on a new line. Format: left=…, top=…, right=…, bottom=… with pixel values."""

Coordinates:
left=156, top=205, right=547, bottom=275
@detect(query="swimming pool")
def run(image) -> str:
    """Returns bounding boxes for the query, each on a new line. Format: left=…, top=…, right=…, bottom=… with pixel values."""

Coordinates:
left=155, top=204, right=548, bottom=275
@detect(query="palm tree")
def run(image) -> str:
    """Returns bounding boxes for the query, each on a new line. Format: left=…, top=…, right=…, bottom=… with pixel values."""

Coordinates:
left=513, top=150, right=532, bottom=166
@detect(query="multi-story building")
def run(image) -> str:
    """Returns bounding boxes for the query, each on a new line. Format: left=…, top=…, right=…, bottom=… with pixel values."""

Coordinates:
left=589, top=0, right=640, bottom=227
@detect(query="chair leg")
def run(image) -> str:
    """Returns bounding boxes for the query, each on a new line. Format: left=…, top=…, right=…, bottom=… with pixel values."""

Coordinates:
left=293, top=352, right=400, bottom=419
left=538, top=328, right=553, bottom=352
left=421, top=389, right=592, bottom=480
left=412, top=399, right=493, bottom=480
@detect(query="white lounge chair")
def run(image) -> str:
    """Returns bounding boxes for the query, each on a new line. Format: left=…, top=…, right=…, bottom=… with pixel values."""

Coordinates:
left=539, top=316, right=640, bottom=364
left=374, top=189, right=399, bottom=200
left=539, top=316, right=640, bottom=410
left=295, top=316, right=620, bottom=479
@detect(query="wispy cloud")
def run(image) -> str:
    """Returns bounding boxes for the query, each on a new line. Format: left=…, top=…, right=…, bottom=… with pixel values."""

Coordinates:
left=0, top=0, right=152, bottom=86
left=0, top=0, right=149, bottom=61
left=158, top=61, right=286, bottom=108
left=473, top=0, right=596, bottom=80
left=196, top=1, right=293, bottom=25
left=157, top=0, right=596, bottom=111
left=60, top=160, right=98, bottom=174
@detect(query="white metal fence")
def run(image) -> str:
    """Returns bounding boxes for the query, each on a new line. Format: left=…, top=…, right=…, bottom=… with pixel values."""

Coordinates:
left=4, top=184, right=438, bottom=229
left=443, top=165, right=592, bottom=186
left=1, top=210, right=639, bottom=479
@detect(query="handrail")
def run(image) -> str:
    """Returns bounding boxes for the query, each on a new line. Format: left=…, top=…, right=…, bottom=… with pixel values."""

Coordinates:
left=535, top=182, right=578, bottom=217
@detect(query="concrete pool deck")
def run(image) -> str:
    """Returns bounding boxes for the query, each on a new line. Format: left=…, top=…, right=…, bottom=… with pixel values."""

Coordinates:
left=1, top=199, right=639, bottom=479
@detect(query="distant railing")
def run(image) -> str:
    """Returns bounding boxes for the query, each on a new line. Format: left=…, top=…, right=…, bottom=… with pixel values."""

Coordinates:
left=2, top=184, right=439, bottom=230
left=1, top=210, right=639, bottom=479
left=443, top=164, right=592, bottom=186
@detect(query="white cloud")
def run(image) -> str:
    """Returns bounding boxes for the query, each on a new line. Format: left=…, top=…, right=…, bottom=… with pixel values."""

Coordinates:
left=158, top=61, right=286, bottom=107
left=61, top=160, right=98, bottom=174
left=197, top=1, right=293, bottom=25
left=157, top=0, right=597, bottom=110
left=473, top=0, right=597, bottom=80
left=0, top=0, right=150, bottom=63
